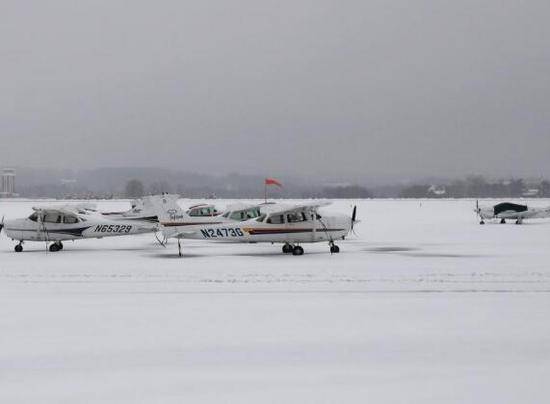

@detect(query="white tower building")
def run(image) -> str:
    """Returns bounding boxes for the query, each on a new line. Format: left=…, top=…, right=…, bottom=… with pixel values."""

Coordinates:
left=0, top=168, right=16, bottom=197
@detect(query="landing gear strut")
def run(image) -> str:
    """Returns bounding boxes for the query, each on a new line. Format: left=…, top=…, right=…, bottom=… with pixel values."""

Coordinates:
left=329, top=241, right=340, bottom=254
left=15, top=243, right=23, bottom=252
left=178, top=238, right=182, bottom=257
left=516, top=218, right=523, bottom=225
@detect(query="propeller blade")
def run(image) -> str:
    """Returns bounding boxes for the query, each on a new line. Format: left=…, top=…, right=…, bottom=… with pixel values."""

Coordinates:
left=351, top=205, right=358, bottom=233
left=475, top=199, right=481, bottom=219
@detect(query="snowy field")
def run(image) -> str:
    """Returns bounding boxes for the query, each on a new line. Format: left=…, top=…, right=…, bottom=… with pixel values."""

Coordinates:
left=1, top=198, right=550, bottom=403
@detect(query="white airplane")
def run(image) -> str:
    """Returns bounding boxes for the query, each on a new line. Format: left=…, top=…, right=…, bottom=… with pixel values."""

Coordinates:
left=99, top=194, right=182, bottom=223
left=475, top=201, right=550, bottom=224
left=0, top=204, right=159, bottom=252
left=152, top=198, right=358, bottom=256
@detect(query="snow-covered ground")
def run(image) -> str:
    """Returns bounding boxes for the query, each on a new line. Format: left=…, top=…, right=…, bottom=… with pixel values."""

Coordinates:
left=1, top=198, right=549, bottom=403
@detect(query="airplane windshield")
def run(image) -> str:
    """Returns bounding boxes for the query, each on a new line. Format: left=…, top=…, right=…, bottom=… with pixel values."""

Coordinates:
left=28, top=213, right=39, bottom=222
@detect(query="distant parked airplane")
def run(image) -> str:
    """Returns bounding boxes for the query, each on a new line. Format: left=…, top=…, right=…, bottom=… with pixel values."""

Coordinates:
left=475, top=201, right=550, bottom=224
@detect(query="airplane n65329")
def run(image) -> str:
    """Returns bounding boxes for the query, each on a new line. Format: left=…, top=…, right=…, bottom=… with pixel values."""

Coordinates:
left=1, top=203, right=160, bottom=252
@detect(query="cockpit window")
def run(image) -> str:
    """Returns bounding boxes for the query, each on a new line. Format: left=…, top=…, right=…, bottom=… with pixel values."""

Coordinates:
left=256, top=214, right=267, bottom=222
left=28, top=213, right=39, bottom=222
left=266, top=214, right=285, bottom=224
left=229, top=208, right=261, bottom=221
left=43, top=212, right=62, bottom=223
left=189, top=207, right=216, bottom=217
left=63, top=215, right=78, bottom=224
left=287, top=212, right=307, bottom=223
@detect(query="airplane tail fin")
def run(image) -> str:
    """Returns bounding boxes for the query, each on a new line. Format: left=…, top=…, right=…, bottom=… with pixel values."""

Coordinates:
left=142, top=194, right=184, bottom=223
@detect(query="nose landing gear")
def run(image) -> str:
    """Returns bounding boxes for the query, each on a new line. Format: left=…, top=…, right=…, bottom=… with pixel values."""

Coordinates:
left=49, top=242, right=63, bottom=252
left=329, top=241, right=340, bottom=254
left=15, top=242, right=23, bottom=252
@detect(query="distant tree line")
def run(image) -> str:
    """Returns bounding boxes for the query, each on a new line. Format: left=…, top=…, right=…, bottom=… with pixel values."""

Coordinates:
left=399, top=176, right=550, bottom=198
left=12, top=166, right=550, bottom=199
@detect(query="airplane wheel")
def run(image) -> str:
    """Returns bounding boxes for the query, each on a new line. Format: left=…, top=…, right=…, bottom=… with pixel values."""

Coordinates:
left=500, top=219, right=506, bottom=224
left=49, top=243, right=60, bottom=252
left=15, top=244, right=23, bottom=253
left=480, top=221, right=485, bottom=225
left=282, top=244, right=292, bottom=254
left=330, top=245, right=340, bottom=254
left=292, top=246, right=304, bottom=256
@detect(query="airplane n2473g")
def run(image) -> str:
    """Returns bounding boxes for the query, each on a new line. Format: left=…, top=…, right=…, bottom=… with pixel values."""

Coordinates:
left=151, top=196, right=359, bottom=256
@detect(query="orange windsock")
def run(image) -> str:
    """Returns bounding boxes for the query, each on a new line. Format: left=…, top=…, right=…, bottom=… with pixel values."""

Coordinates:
left=265, top=178, right=282, bottom=187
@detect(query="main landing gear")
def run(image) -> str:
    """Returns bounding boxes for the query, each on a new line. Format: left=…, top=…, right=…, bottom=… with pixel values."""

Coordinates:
left=329, top=241, right=340, bottom=254
left=500, top=218, right=506, bottom=224
left=49, top=242, right=63, bottom=252
left=292, top=246, right=304, bottom=256
left=15, top=242, right=23, bottom=252
left=282, top=243, right=304, bottom=256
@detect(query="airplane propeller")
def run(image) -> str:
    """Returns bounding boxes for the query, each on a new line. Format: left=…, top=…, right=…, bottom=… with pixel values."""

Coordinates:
left=475, top=200, right=485, bottom=224
left=350, top=205, right=359, bottom=236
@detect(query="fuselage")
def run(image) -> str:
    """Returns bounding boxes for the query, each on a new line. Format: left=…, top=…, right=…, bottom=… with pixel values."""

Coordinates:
left=4, top=215, right=157, bottom=242
left=166, top=213, right=351, bottom=244
left=479, top=206, right=550, bottom=220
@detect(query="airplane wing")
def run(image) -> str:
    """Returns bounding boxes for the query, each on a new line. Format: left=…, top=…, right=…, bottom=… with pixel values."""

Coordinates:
left=526, top=207, right=550, bottom=219
left=260, top=201, right=332, bottom=216
left=32, top=206, right=82, bottom=216
left=498, top=207, right=550, bottom=220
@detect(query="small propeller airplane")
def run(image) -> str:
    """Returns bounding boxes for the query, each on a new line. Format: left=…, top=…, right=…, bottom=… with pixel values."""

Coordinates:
left=475, top=200, right=550, bottom=224
left=99, top=194, right=182, bottom=223
left=151, top=197, right=358, bottom=256
left=0, top=204, right=160, bottom=252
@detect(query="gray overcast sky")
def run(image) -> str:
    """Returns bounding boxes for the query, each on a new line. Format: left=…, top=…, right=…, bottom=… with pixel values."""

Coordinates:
left=1, top=0, right=549, bottom=181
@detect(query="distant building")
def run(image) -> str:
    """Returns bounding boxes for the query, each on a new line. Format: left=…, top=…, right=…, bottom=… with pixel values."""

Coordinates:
left=522, top=188, right=540, bottom=197
left=0, top=168, right=16, bottom=198
left=428, top=185, right=446, bottom=197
